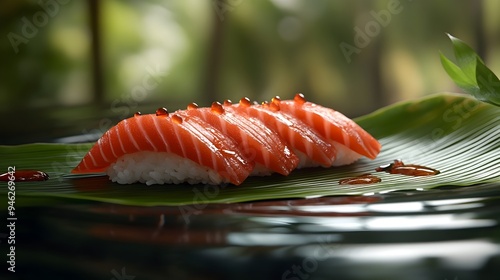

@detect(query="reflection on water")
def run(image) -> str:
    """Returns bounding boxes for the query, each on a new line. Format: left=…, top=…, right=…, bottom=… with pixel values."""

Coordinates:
left=8, top=184, right=500, bottom=280
left=332, top=240, right=500, bottom=269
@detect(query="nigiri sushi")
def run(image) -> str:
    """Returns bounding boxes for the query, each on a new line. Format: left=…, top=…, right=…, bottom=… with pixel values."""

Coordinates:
left=72, top=94, right=381, bottom=185
left=72, top=110, right=253, bottom=185
left=275, top=94, right=381, bottom=166
left=226, top=98, right=337, bottom=168
left=179, top=102, right=299, bottom=176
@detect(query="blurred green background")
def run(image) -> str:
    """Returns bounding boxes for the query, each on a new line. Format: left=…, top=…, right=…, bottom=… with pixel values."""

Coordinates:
left=1, top=0, right=499, bottom=144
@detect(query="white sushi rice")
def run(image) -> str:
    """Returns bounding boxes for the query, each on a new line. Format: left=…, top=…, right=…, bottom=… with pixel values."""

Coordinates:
left=107, top=151, right=225, bottom=185
left=331, top=142, right=363, bottom=166
left=106, top=142, right=362, bottom=185
left=294, top=150, right=324, bottom=169
left=293, top=142, right=362, bottom=169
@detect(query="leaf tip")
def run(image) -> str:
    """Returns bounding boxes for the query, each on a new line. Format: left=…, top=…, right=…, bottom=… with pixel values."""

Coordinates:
left=445, top=32, right=456, bottom=40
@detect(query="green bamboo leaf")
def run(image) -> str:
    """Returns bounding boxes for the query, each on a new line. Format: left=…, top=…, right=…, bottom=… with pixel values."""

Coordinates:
left=440, top=52, right=477, bottom=93
left=1, top=93, right=499, bottom=206
left=475, top=57, right=500, bottom=106
left=442, top=33, right=500, bottom=106
left=446, top=33, right=482, bottom=79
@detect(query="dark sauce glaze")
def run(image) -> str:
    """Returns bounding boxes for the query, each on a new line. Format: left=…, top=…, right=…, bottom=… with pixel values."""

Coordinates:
left=0, top=170, right=49, bottom=182
left=262, top=100, right=280, bottom=111
left=376, top=160, right=440, bottom=176
left=271, top=96, right=281, bottom=105
left=239, top=97, right=251, bottom=107
left=270, top=102, right=280, bottom=111
left=139, top=95, right=307, bottom=117
left=155, top=107, right=168, bottom=116
left=338, top=174, right=381, bottom=185
left=211, top=102, right=225, bottom=114
left=294, top=93, right=306, bottom=105
left=269, top=96, right=281, bottom=111
left=187, top=103, right=198, bottom=110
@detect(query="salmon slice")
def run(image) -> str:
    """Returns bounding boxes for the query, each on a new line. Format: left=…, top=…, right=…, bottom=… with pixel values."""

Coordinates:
left=227, top=98, right=336, bottom=168
left=180, top=102, right=299, bottom=176
left=275, top=94, right=381, bottom=162
left=71, top=113, right=253, bottom=185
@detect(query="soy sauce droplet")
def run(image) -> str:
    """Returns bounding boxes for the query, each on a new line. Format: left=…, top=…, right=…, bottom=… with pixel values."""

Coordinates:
left=223, top=99, right=232, bottom=106
left=171, top=114, right=183, bottom=124
left=0, top=170, right=49, bottom=182
left=338, top=174, right=381, bottom=185
left=261, top=100, right=277, bottom=111
left=134, top=112, right=142, bottom=117
left=211, top=101, right=225, bottom=114
left=375, top=160, right=440, bottom=176
left=156, top=107, right=168, bottom=116
left=269, top=99, right=280, bottom=111
left=270, top=102, right=280, bottom=111
left=294, top=93, right=306, bottom=105
left=240, top=97, right=251, bottom=107
left=187, top=103, right=198, bottom=110
left=271, top=96, right=281, bottom=105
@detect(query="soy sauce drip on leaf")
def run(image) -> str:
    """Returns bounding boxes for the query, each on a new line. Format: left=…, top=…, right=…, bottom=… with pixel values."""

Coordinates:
left=0, top=170, right=49, bottom=182
left=376, top=160, right=440, bottom=176
left=338, top=174, right=381, bottom=185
